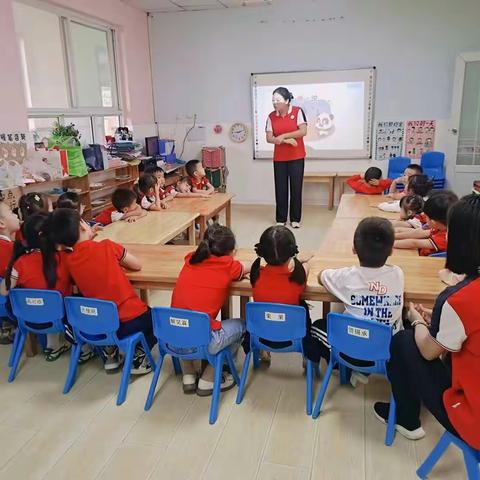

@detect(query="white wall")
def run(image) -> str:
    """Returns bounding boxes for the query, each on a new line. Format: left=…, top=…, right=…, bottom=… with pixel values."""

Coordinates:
left=149, top=0, right=480, bottom=205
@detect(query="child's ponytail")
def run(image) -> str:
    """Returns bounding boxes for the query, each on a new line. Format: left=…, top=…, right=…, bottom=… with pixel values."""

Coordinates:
left=40, top=214, right=58, bottom=289
left=250, top=256, right=262, bottom=286
left=289, top=257, right=306, bottom=285
left=189, top=224, right=236, bottom=265
left=189, top=240, right=211, bottom=264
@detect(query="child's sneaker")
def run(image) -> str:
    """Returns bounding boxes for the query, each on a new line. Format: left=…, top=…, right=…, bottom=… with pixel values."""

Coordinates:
left=373, top=402, right=426, bottom=440
left=182, top=374, right=197, bottom=394
left=0, top=326, right=15, bottom=345
left=78, top=349, right=96, bottom=365
left=104, top=347, right=122, bottom=372
left=196, top=373, right=235, bottom=397
left=44, top=343, right=71, bottom=362
left=131, top=350, right=152, bottom=375
left=350, top=371, right=369, bottom=388
left=259, top=350, right=271, bottom=365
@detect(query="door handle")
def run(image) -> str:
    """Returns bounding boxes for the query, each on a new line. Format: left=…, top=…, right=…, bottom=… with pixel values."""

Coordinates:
left=451, top=128, right=458, bottom=135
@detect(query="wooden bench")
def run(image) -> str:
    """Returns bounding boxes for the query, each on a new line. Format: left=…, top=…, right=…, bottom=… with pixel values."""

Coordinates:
left=303, top=172, right=337, bottom=210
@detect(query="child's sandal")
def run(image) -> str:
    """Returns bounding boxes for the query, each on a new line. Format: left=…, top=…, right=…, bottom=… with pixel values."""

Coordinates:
left=44, top=343, right=71, bottom=362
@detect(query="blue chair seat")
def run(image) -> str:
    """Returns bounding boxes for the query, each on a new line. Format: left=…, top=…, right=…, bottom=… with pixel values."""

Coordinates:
left=311, top=313, right=396, bottom=446
left=235, top=302, right=315, bottom=415
left=145, top=306, right=238, bottom=425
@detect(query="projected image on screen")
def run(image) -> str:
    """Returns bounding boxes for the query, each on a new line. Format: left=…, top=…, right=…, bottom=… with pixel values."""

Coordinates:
left=252, top=69, right=375, bottom=159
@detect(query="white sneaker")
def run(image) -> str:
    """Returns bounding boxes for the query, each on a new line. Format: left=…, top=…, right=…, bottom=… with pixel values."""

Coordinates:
left=196, top=373, right=235, bottom=397
left=182, top=374, right=197, bottom=394
left=291, top=222, right=301, bottom=229
left=276, top=222, right=286, bottom=226
left=374, top=402, right=426, bottom=440
left=350, top=371, right=369, bottom=387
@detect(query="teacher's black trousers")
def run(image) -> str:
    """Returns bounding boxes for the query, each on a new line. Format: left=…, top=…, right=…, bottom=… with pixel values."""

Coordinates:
left=273, top=158, right=304, bottom=223
left=387, top=329, right=457, bottom=435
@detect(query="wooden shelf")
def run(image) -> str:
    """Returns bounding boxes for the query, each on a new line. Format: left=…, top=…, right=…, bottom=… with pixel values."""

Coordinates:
left=90, top=178, right=134, bottom=197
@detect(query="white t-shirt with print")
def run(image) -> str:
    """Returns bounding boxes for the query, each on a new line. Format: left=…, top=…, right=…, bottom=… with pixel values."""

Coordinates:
left=321, top=264, right=404, bottom=333
left=141, top=195, right=155, bottom=210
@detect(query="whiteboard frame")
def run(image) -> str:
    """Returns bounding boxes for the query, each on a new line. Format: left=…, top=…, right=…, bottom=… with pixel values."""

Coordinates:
left=251, top=67, right=376, bottom=160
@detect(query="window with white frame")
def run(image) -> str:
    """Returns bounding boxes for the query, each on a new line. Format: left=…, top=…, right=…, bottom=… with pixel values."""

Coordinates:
left=12, top=0, right=122, bottom=145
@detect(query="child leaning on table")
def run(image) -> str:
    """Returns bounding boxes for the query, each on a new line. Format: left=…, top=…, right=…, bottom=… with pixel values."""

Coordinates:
left=171, top=224, right=251, bottom=396
left=175, top=176, right=210, bottom=198
left=144, top=166, right=176, bottom=203
left=94, top=188, right=146, bottom=225
left=185, top=160, right=215, bottom=196
left=312, top=217, right=404, bottom=385
left=391, top=194, right=425, bottom=229
left=388, top=163, right=424, bottom=200
left=137, top=173, right=168, bottom=211
left=346, top=167, right=392, bottom=195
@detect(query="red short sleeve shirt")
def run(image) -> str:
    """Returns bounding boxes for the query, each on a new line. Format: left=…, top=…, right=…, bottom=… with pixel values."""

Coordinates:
left=159, top=185, right=176, bottom=199
left=419, top=229, right=447, bottom=256
left=190, top=176, right=209, bottom=190
left=171, top=252, right=244, bottom=330
left=12, top=250, right=73, bottom=296
left=65, top=239, right=147, bottom=323
left=252, top=264, right=306, bottom=305
left=95, top=207, right=117, bottom=225
left=346, top=175, right=393, bottom=195
left=0, top=236, right=13, bottom=277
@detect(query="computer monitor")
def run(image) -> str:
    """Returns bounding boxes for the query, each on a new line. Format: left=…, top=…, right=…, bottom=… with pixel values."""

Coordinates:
left=145, top=136, right=159, bottom=156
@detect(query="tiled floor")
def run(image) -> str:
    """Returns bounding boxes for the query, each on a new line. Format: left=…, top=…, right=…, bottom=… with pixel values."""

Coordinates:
left=0, top=205, right=465, bottom=479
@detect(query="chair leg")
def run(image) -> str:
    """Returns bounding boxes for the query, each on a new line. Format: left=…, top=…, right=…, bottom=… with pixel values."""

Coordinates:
left=63, top=342, right=82, bottom=394
left=144, top=354, right=165, bottom=411
left=117, top=341, right=136, bottom=406
left=339, top=364, right=351, bottom=385
left=8, top=331, right=26, bottom=382
left=225, top=350, right=240, bottom=386
left=140, top=336, right=156, bottom=370
left=172, top=357, right=182, bottom=375
left=312, top=360, right=334, bottom=419
left=306, top=359, right=313, bottom=416
left=209, top=353, right=224, bottom=425
left=385, top=393, right=396, bottom=446
left=416, top=432, right=452, bottom=479
left=463, top=446, right=480, bottom=480
left=8, top=328, right=21, bottom=368
left=252, top=349, right=260, bottom=369
left=236, top=351, right=252, bottom=404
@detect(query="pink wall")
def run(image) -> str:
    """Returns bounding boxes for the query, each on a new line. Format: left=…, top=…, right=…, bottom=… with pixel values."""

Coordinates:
left=0, top=0, right=155, bottom=132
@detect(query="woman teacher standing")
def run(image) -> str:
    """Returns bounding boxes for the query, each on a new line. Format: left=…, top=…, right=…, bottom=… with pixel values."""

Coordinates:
left=266, top=87, right=307, bottom=228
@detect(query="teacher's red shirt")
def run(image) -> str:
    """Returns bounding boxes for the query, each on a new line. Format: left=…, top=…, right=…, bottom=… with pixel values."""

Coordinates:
left=266, top=106, right=307, bottom=162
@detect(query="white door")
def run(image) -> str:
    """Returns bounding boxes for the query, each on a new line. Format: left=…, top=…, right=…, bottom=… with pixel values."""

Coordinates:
left=448, top=52, right=480, bottom=195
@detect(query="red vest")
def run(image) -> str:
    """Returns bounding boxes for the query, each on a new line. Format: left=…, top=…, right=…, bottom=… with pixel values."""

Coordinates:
left=268, top=106, right=306, bottom=162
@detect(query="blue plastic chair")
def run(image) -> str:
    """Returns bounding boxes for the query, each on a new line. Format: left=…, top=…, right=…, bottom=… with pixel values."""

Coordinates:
left=236, top=302, right=315, bottom=415
left=63, top=296, right=156, bottom=406
left=8, top=289, right=65, bottom=382
left=387, top=156, right=411, bottom=180
left=417, top=431, right=480, bottom=479
left=430, top=252, right=447, bottom=258
left=311, top=313, right=396, bottom=446
left=420, top=151, right=445, bottom=188
left=145, top=306, right=239, bottom=424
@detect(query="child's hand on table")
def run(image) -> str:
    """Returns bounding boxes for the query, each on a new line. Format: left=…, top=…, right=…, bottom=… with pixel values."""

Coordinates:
left=91, top=224, right=103, bottom=236
left=125, top=216, right=137, bottom=223
left=297, top=252, right=314, bottom=263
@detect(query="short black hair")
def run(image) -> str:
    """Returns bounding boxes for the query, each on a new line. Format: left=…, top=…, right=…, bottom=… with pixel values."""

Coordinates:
left=353, top=217, right=394, bottom=268
left=423, top=190, right=458, bottom=225
left=144, top=165, right=164, bottom=176
left=185, top=159, right=201, bottom=178
left=272, top=87, right=293, bottom=103
left=399, top=194, right=424, bottom=217
left=190, top=224, right=236, bottom=265
left=112, top=188, right=137, bottom=211
left=57, top=192, right=81, bottom=212
left=364, top=167, right=382, bottom=183
left=406, top=163, right=423, bottom=174
left=446, top=194, right=480, bottom=276
left=407, top=174, right=433, bottom=197
left=138, top=173, right=157, bottom=195
left=49, top=208, right=81, bottom=247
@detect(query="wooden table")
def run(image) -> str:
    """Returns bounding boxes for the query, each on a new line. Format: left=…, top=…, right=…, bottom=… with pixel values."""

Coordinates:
left=94, top=211, right=198, bottom=245
left=303, top=172, right=336, bottom=210
left=335, top=172, right=361, bottom=197
left=166, top=193, right=234, bottom=238
left=335, top=194, right=398, bottom=220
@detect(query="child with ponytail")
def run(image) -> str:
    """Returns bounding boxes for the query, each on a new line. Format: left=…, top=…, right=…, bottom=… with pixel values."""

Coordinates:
left=171, top=224, right=251, bottom=396
left=245, top=225, right=313, bottom=364
left=0, top=212, right=74, bottom=361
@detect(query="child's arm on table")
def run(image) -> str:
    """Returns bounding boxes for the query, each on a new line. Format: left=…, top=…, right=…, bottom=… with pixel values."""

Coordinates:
left=394, top=238, right=432, bottom=250
left=120, top=250, right=142, bottom=271
left=394, top=227, right=430, bottom=240
left=391, top=220, right=413, bottom=228
left=176, top=191, right=210, bottom=198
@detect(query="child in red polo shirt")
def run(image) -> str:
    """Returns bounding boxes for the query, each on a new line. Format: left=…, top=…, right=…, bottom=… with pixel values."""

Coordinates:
left=175, top=176, right=210, bottom=198
left=394, top=191, right=458, bottom=256
left=185, top=160, right=215, bottom=196
left=346, top=167, right=392, bottom=195
left=50, top=208, right=154, bottom=374
left=245, top=225, right=313, bottom=365
left=0, top=200, right=20, bottom=344
left=391, top=195, right=425, bottom=229
left=94, top=188, right=146, bottom=225
left=171, top=224, right=250, bottom=395
left=1, top=212, right=75, bottom=361
left=137, top=173, right=168, bottom=211
left=144, top=166, right=177, bottom=203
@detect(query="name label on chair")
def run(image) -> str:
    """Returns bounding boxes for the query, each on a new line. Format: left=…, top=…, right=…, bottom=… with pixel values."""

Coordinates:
left=170, top=316, right=189, bottom=327
left=265, top=312, right=285, bottom=322
left=80, top=306, right=98, bottom=316
left=26, top=297, right=44, bottom=306
left=347, top=325, right=369, bottom=339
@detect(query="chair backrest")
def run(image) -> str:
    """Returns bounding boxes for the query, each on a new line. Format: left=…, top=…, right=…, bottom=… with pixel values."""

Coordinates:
left=151, top=306, right=211, bottom=357
left=64, top=296, right=119, bottom=345
left=327, top=313, right=393, bottom=374
left=387, top=156, right=411, bottom=180
left=9, top=289, right=65, bottom=333
left=420, top=151, right=445, bottom=169
left=429, top=252, right=447, bottom=258
left=246, top=302, right=306, bottom=352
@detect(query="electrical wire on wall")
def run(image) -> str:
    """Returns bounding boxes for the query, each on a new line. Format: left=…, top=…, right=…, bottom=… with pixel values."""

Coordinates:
left=179, top=114, right=197, bottom=160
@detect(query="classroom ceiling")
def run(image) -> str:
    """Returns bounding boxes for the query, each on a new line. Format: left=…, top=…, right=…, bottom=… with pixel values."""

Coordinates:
left=124, top=0, right=273, bottom=13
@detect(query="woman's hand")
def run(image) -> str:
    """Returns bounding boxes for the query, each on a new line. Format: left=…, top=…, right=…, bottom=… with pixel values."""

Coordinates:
left=409, top=302, right=432, bottom=325
left=283, top=138, right=298, bottom=147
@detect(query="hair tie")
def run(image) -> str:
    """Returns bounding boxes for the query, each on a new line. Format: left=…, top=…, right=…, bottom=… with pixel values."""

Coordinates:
left=34, top=194, right=40, bottom=202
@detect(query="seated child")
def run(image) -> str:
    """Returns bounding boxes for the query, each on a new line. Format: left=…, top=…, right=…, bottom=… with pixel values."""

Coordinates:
left=137, top=173, right=167, bottom=211
left=246, top=225, right=313, bottom=365
left=175, top=176, right=210, bottom=198
left=171, top=224, right=251, bottom=395
left=378, top=174, right=433, bottom=213
left=50, top=208, right=154, bottom=373
left=314, top=217, right=404, bottom=381
left=389, top=163, right=424, bottom=200
left=185, top=160, right=215, bottom=196
left=143, top=166, right=175, bottom=202
left=394, top=191, right=458, bottom=256
left=16, top=192, right=53, bottom=243
left=346, top=167, right=392, bottom=195
left=0, top=200, right=20, bottom=344
left=95, top=188, right=146, bottom=225
left=391, top=194, right=425, bottom=229
left=57, top=191, right=85, bottom=215
left=0, top=212, right=77, bottom=361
